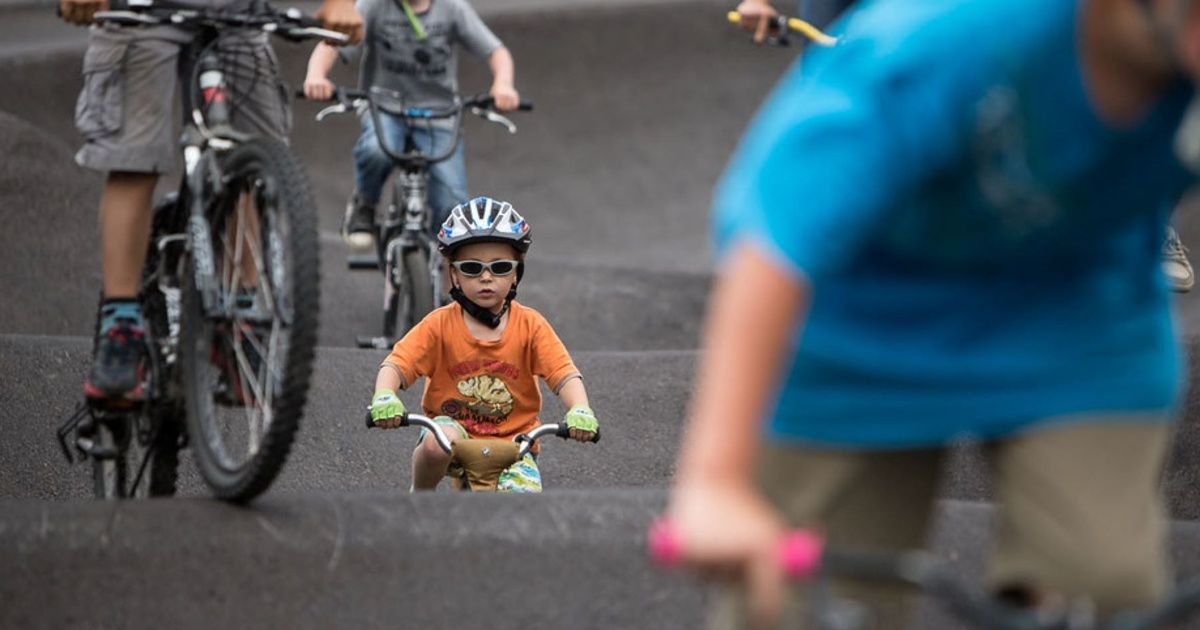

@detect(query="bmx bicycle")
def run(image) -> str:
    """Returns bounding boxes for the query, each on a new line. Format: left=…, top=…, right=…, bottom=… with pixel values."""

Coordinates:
left=307, top=87, right=531, bottom=349
left=365, top=411, right=599, bottom=492
left=56, top=0, right=346, bottom=502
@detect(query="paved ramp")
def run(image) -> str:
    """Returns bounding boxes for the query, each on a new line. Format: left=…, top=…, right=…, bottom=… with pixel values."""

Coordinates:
left=6, top=2, right=1200, bottom=627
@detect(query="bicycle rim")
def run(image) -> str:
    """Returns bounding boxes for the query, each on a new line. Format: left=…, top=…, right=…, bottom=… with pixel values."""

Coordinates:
left=179, top=138, right=320, bottom=503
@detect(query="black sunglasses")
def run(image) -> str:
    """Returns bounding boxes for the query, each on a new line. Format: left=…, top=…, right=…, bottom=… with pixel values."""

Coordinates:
left=450, top=259, right=519, bottom=277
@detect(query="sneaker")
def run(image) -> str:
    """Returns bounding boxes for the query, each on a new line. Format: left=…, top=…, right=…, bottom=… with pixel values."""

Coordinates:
left=342, top=192, right=376, bottom=253
left=1164, top=226, right=1194, bottom=293
left=84, top=318, right=147, bottom=403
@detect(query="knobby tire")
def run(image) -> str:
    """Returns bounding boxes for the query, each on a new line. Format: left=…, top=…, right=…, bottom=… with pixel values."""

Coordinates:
left=179, top=137, right=320, bottom=503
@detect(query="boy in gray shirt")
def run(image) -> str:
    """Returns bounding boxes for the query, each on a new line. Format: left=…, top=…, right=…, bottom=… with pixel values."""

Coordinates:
left=304, top=0, right=520, bottom=252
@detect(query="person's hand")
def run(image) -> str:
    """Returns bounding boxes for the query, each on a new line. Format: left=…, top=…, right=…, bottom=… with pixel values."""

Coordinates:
left=370, top=390, right=406, bottom=428
left=666, top=481, right=788, bottom=627
left=59, top=0, right=107, bottom=25
left=489, top=84, right=520, bottom=112
left=563, top=404, right=598, bottom=442
left=734, top=0, right=778, bottom=45
left=304, top=75, right=335, bottom=101
left=314, top=0, right=364, bottom=45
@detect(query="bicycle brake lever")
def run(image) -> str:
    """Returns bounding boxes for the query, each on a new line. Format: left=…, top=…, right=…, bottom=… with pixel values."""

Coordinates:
left=315, top=102, right=349, bottom=122
left=471, top=107, right=517, bottom=134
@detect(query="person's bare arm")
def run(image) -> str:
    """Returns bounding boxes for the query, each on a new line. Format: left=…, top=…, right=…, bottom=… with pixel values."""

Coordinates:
left=304, top=42, right=342, bottom=101
left=58, top=0, right=106, bottom=26
left=486, top=46, right=519, bottom=112
left=668, top=240, right=810, bottom=627
left=313, top=0, right=364, bottom=44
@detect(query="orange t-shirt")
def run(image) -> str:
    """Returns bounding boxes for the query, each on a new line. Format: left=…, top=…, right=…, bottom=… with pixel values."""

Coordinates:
left=383, top=300, right=581, bottom=442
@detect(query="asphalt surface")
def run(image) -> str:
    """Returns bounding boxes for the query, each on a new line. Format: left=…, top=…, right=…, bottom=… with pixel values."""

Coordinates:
left=6, top=2, right=1200, bottom=628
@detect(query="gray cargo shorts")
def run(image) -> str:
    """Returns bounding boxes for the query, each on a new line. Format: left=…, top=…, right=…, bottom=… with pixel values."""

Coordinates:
left=74, top=22, right=292, bottom=174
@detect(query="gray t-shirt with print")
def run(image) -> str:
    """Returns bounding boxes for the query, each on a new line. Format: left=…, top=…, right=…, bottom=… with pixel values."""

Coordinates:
left=345, top=0, right=502, bottom=110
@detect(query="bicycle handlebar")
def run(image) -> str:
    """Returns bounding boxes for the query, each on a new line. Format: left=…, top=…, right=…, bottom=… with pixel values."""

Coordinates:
left=363, top=411, right=599, bottom=458
left=648, top=518, right=1200, bottom=630
left=301, top=86, right=532, bottom=165
left=725, top=10, right=838, bottom=47
left=94, top=0, right=350, bottom=44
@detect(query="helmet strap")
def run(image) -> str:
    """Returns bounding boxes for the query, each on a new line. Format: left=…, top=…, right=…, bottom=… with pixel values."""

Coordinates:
left=449, top=284, right=518, bottom=329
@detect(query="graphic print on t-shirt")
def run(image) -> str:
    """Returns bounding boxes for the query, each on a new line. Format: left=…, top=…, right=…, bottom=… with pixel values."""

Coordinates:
left=441, top=359, right=520, bottom=435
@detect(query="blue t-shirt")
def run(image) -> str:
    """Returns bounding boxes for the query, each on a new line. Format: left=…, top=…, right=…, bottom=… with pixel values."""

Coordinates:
left=714, top=0, right=1196, bottom=447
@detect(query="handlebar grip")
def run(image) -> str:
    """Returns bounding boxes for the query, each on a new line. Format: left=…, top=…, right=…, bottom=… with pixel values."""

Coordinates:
left=518, top=101, right=534, bottom=112
left=647, top=518, right=824, bottom=578
left=365, top=410, right=410, bottom=429
left=554, top=424, right=601, bottom=442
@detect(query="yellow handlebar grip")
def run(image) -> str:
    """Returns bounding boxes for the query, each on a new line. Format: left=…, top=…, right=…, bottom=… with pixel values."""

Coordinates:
left=787, top=17, right=839, bottom=46
left=726, top=10, right=742, bottom=24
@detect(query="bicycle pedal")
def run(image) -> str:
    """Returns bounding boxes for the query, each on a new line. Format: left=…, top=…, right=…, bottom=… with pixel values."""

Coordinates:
left=347, top=253, right=381, bottom=270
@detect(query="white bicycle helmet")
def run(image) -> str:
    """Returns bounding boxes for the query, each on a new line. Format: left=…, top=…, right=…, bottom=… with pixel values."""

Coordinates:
left=437, top=197, right=532, bottom=255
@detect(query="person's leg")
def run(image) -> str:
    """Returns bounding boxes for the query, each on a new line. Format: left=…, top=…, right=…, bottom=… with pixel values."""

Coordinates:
left=987, top=418, right=1173, bottom=619
left=708, top=445, right=945, bottom=630
left=74, top=26, right=182, bottom=401
left=415, top=125, right=468, bottom=233
left=411, top=416, right=469, bottom=490
left=346, top=113, right=404, bottom=250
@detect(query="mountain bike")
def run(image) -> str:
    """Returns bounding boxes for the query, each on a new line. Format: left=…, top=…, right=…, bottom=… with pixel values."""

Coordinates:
left=56, top=0, right=346, bottom=502
left=648, top=520, right=1200, bottom=630
left=364, top=411, right=599, bottom=492
left=307, top=87, right=531, bottom=349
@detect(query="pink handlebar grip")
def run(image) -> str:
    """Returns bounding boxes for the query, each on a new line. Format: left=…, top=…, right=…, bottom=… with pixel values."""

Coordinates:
left=647, top=518, right=825, bottom=578
left=779, top=530, right=823, bottom=577
left=647, top=518, right=683, bottom=567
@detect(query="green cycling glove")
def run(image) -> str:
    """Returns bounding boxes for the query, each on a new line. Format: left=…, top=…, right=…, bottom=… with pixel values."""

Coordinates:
left=564, top=405, right=599, bottom=433
left=370, top=390, right=406, bottom=424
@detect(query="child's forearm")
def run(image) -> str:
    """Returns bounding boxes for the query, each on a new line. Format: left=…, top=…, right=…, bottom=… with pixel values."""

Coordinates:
left=558, top=376, right=588, bottom=409
left=487, top=46, right=515, bottom=90
left=307, top=42, right=340, bottom=81
left=375, top=362, right=405, bottom=393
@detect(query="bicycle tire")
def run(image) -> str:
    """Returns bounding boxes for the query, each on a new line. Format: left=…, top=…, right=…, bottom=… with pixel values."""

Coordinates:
left=90, top=421, right=126, bottom=499
left=385, top=245, right=435, bottom=339
left=179, top=137, right=320, bottom=503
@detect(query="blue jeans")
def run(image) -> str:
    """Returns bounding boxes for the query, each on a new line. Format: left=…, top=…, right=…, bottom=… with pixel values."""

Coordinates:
left=353, top=112, right=469, bottom=232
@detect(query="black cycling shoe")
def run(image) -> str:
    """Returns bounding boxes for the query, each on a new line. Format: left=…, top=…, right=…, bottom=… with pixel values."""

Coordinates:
left=84, top=317, right=147, bottom=403
left=341, top=193, right=376, bottom=252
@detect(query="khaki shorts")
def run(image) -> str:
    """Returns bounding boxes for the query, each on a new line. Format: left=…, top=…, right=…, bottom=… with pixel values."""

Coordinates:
left=74, top=22, right=291, bottom=174
left=708, top=418, right=1173, bottom=630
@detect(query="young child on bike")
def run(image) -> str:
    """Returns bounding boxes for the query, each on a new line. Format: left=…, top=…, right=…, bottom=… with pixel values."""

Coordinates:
left=58, top=0, right=362, bottom=404
left=366, top=197, right=598, bottom=490
left=668, top=0, right=1200, bottom=627
left=303, top=0, right=521, bottom=253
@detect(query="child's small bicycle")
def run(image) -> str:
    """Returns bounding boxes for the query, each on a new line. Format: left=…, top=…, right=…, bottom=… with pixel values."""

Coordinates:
left=365, top=411, right=599, bottom=492
left=309, top=88, right=532, bottom=349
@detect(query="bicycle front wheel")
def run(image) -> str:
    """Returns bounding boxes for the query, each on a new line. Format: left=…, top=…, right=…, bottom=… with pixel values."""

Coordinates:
left=384, top=244, right=435, bottom=340
left=179, top=138, right=320, bottom=503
